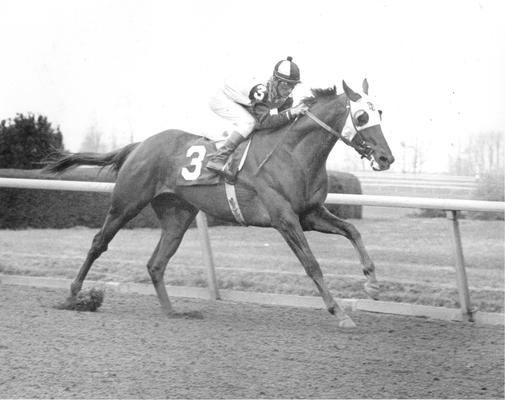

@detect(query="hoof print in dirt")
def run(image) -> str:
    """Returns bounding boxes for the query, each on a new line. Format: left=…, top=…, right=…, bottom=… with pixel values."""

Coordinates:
left=54, top=288, right=104, bottom=312
left=168, top=310, right=204, bottom=320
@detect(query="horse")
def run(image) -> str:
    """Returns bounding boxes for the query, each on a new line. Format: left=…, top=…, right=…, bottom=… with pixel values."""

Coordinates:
left=44, top=79, right=394, bottom=328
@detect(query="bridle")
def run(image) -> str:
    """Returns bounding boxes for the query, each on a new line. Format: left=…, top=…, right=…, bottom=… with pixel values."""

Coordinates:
left=304, top=99, right=375, bottom=162
left=256, top=98, right=377, bottom=175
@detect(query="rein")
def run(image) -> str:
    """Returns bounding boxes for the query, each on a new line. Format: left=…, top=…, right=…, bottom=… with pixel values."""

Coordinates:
left=305, top=102, right=374, bottom=162
left=305, top=110, right=352, bottom=145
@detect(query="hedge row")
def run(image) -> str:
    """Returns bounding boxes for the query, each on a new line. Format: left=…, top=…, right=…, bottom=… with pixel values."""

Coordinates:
left=0, top=168, right=157, bottom=229
left=414, top=170, right=504, bottom=220
left=0, top=168, right=362, bottom=229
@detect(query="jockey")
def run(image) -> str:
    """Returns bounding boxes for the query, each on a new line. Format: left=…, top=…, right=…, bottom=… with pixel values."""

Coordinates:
left=206, top=56, right=308, bottom=180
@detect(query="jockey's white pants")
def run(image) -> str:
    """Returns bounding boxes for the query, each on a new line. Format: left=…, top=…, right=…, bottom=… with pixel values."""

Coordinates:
left=209, top=91, right=256, bottom=139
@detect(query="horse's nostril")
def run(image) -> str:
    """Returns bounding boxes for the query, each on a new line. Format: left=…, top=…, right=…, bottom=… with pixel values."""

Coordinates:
left=379, top=155, right=395, bottom=164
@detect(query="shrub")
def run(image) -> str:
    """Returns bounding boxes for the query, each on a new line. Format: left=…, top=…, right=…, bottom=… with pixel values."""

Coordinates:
left=468, top=170, right=504, bottom=220
left=0, top=114, right=64, bottom=169
left=326, top=171, right=362, bottom=219
left=412, top=208, right=449, bottom=219
left=413, top=171, right=504, bottom=220
left=473, top=170, right=504, bottom=201
left=0, top=168, right=160, bottom=229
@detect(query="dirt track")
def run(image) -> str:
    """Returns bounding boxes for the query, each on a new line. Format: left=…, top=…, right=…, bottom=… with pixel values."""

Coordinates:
left=0, top=284, right=503, bottom=399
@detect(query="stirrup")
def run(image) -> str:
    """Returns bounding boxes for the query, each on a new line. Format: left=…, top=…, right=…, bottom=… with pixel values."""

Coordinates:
left=206, top=159, right=226, bottom=173
left=207, top=161, right=236, bottom=184
left=222, top=164, right=237, bottom=184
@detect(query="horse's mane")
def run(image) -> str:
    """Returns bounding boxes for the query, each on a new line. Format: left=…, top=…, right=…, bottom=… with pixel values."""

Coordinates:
left=257, top=86, right=340, bottom=136
left=301, top=86, right=337, bottom=106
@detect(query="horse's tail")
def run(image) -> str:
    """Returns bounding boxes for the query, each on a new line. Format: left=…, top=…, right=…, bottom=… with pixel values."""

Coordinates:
left=43, top=142, right=141, bottom=174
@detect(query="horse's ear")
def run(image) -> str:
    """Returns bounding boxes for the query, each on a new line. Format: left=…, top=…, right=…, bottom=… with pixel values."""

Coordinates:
left=342, top=80, right=361, bottom=102
left=362, top=78, right=369, bottom=95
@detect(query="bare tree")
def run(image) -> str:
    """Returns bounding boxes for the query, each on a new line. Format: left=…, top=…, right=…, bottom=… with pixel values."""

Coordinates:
left=108, top=132, right=119, bottom=151
left=477, top=131, right=503, bottom=173
left=400, top=140, right=426, bottom=173
left=451, top=131, right=504, bottom=175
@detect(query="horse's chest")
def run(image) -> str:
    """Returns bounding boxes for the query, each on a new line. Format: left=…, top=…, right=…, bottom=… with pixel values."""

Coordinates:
left=288, top=179, right=328, bottom=214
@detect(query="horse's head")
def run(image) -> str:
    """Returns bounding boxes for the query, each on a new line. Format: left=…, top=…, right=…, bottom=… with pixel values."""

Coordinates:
left=341, top=79, right=395, bottom=171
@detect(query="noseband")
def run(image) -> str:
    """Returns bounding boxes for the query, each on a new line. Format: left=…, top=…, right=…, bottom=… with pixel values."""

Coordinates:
left=305, top=99, right=374, bottom=162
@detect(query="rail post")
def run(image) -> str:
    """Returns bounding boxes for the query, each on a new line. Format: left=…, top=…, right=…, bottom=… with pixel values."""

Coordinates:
left=446, top=210, right=474, bottom=321
left=195, top=211, right=220, bottom=300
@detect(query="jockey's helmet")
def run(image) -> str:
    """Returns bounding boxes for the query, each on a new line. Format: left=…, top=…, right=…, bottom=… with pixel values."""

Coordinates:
left=273, top=56, right=301, bottom=84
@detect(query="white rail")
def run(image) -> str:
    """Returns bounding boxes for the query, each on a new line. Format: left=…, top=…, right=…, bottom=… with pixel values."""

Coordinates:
left=1, top=177, right=503, bottom=322
left=0, top=178, right=115, bottom=193
left=1, top=178, right=500, bottom=211
left=326, top=193, right=504, bottom=212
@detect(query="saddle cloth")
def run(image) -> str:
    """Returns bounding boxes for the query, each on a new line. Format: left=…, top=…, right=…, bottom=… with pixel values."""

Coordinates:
left=176, top=137, right=250, bottom=187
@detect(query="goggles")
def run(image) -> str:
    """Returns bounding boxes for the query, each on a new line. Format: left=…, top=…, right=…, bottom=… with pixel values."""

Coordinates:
left=276, top=79, right=297, bottom=90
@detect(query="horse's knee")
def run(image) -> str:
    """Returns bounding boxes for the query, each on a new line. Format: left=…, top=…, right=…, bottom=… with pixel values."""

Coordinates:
left=87, top=246, right=106, bottom=260
left=341, top=221, right=361, bottom=241
left=147, top=263, right=165, bottom=284
left=90, top=233, right=109, bottom=255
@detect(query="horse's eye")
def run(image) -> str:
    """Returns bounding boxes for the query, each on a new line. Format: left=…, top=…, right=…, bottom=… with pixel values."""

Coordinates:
left=354, top=110, right=369, bottom=126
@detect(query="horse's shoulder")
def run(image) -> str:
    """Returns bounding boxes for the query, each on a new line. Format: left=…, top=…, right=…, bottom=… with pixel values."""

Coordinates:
left=252, top=125, right=286, bottom=144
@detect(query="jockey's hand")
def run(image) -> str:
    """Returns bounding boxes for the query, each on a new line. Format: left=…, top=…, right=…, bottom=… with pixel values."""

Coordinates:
left=290, top=103, right=309, bottom=117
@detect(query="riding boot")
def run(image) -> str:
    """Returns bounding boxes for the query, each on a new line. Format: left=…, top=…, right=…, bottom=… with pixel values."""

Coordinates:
left=206, top=132, right=246, bottom=180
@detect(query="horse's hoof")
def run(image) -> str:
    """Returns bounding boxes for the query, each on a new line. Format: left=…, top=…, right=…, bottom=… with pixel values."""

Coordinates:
left=338, top=317, right=357, bottom=329
left=364, top=281, right=380, bottom=300
left=54, top=296, right=78, bottom=310
left=54, top=289, right=104, bottom=312
left=181, top=310, right=204, bottom=319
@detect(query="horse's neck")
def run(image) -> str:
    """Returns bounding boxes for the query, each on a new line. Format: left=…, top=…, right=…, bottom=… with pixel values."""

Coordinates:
left=287, top=97, right=347, bottom=170
left=250, top=96, right=347, bottom=180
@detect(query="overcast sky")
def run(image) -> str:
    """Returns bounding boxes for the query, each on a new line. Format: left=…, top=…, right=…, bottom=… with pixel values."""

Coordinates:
left=1, top=0, right=504, bottom=172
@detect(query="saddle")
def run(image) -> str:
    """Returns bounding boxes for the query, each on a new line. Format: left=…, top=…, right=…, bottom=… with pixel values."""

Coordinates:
left=176, top=137, right=250, bottom=187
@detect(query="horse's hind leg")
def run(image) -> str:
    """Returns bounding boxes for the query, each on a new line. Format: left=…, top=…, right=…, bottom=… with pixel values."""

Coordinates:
left=300, top=206, right=380, bottom=300
left=69, top=198, right=151, bottom=298
left=147, top=195, right=198, bottom=316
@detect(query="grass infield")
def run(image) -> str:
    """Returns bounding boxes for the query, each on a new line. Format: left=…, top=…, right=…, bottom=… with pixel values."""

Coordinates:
left=0, top=217, right=503, bottom=312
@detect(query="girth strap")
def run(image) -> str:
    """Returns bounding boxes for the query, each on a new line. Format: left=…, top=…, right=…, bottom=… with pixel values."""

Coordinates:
left=223, top=142, right=250, bottom=226
left=225, top=182, right=247, bottom=225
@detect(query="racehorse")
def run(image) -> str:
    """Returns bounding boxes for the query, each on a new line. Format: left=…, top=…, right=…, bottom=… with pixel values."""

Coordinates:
left=44, top=79, right=394, bottom=328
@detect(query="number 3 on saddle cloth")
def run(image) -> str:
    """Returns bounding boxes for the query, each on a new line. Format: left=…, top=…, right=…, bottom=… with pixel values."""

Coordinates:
left=176, top=137, right=250, bottom=186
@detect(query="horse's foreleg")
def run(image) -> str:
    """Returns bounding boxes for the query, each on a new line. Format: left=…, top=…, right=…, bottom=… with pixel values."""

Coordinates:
left=271, top=209, right=355, bottom=328
left=301, top=206, right=380, bottom=300
left=148, top=196, right=198, bottom=316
